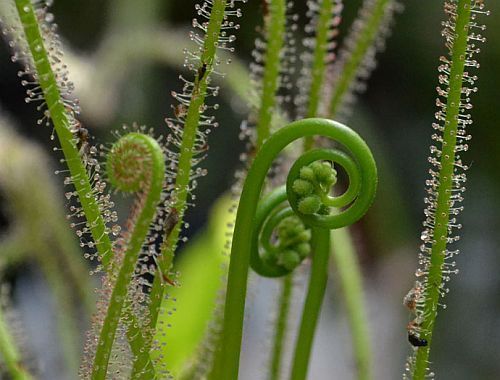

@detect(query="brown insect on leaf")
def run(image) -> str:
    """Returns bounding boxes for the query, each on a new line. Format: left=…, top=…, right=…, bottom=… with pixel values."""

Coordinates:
left=164, top=208, right=180, bottom=239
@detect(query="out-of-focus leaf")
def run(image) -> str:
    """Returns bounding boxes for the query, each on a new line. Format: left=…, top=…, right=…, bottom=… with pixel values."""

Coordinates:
left=153, top=194, right=235, bottom=376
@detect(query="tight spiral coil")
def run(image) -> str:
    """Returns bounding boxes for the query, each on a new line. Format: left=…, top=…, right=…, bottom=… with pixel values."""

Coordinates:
left=215, top=117, right=378, bottom=380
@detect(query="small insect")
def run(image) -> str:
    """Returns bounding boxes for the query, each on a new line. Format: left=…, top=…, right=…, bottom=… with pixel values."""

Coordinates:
left=161, top=272, right=177, bottom=287
left=151, top=255, right=178, bottom=287
left=245, top=144, right=258, bottom=160
left=197, top=63, right=208, bottom=82
left=164, top=208, right=180, bottom=239
left=403, top=281, right=423, bottom=313
left=173, top=103, right=188, bottom=119
left=408, top=332, right=428, bottom=347
left=262, top=0, right=268, bottom=16
left=73, top=120, right=90, bottom=156
left=66, top=106, right=87, bottom=148
left=406, top=320, right=428, bottom=347
left=198, top=142, right=209, bottom=153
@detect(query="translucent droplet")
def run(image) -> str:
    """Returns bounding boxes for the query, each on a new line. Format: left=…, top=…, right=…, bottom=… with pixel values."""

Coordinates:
left=420, top=230, right=430, bottom=241
left=45, top=13, right=55, bottom=23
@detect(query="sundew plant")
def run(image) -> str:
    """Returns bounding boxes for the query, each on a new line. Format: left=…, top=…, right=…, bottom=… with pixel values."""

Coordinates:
left=0, top=0, right=493, bottom=379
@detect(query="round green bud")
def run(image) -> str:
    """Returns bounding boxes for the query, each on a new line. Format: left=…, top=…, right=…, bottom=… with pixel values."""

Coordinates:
left=298, top=195, right=321, bottom=214
left=262, top=250, right=278, bottom=266
left=292, top=178, right=314, bottom=196
left=278, top=217, right=297, bottom=238
left=107, top=135, right=151, bottom=193
left=295, top=242, right=310, bottom=259
left=297, top=230, right=311, bottom=243
left=312, top=161, right=337, bottom=186
left=280, top=250, right=301, bottom=271
left=299, top=166, right=315, bottom=182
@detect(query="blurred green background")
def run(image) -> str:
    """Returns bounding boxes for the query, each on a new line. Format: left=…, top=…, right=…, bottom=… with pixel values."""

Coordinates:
left=0, top=0, right=499, bottom=379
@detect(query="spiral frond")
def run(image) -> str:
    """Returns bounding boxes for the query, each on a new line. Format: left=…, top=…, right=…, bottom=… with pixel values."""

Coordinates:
left=250, top=157, right=339, bottom=276
left=250, top=186, right=310, bottom=277
left=107, top=133, right=159, bottom=193
left=247, top=127, right=375, bottom=283
left=216, top=118, right=377, bottom=379
left=84, top=131, right=166, bottom=380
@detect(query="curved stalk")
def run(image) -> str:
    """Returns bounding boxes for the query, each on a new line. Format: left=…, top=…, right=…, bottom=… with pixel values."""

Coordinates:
left=215, top=118, right=377, bottom=379
left=91, top=133, right=165, bottom=379
left=319, top=2, right=402, bottom=376
left=302, top=2, right=377, bottom=377
left=247, top=2, right=289, bottom=375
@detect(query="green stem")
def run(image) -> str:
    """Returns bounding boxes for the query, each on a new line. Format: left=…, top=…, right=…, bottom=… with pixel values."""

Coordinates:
left=0, top=304, right=33, bottom=380
left=269, top=274, right=293, bottom=380
left=92, top=134, right=165, bottom=380
left=0, top=124, right=93, bottom=374
left=129, top=275, right=163, bottom=379
left=204, top=0, right=286, bottom=365
left=290, top=227, right=330, bottom=380
left=14, top=0, right=114, bottom=268
left=12, top=2, right=158, bottom=375
left=258, top=3, right=290, bottom=375
left=156, top=0, right=227, bottom=287
left=215, top=118, right=377, bottom=379
left=329, top=0, right=392, bottom=117
left=135, top=1, right=231, bottom=375
left=323, top=2, right=391, bottom=376
left=331, top=227, right=371, bottom=380
left=256, top=0, right=287, bottom=147
left=412, top=1, right=473, bottom=378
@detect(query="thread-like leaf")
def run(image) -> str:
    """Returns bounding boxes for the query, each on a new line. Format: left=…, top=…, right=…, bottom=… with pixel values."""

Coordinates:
left=133, top=1, right=246, bottom=376
left=326, top=0, right=401, bottom=120
left=405, top=1, right=489, bottom=379
left=11, top=0, right=115, bottom=268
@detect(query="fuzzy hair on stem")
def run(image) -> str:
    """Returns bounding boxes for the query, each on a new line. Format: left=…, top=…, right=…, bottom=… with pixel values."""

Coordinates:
left=405, top=1, right=488, bottom=379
